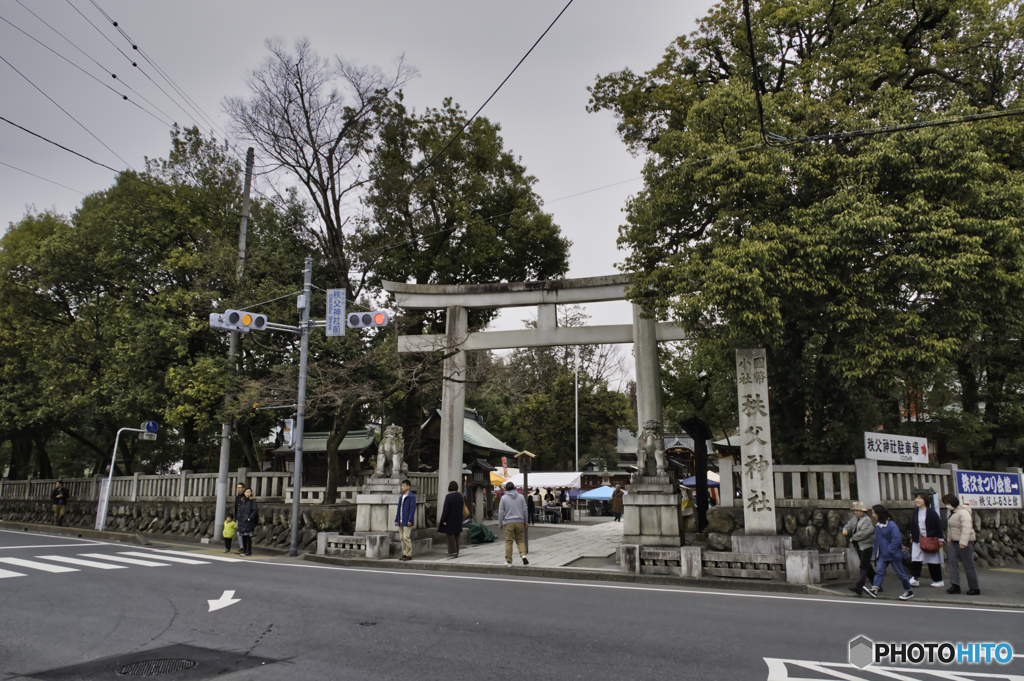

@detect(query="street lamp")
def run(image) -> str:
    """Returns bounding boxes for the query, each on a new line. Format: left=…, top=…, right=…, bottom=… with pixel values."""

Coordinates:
left=95, top=421, right=158, bottom=531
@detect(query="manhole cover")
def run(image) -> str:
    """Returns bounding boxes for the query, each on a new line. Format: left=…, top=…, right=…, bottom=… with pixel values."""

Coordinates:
left=117, top=659, right=198, bottom=676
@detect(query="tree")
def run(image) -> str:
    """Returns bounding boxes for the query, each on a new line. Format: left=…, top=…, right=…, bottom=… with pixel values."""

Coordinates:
left=589, top=0, right=1024, bottom=464
left=225, top=38, right=416, bottom=300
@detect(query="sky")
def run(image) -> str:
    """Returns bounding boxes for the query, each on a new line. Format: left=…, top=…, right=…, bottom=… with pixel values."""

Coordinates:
left=0, top=0, right=717, bottom=352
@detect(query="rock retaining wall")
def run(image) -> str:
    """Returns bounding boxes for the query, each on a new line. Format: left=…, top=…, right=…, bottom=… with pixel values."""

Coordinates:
left=0, top=500, right=356, bottom=553
left=704, top=506, right=1024, bottom=569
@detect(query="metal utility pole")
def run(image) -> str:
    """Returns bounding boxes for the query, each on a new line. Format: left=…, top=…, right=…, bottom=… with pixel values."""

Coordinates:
left=213, top=148, right=255, bottom=545
left=289, top=256, right=312, bottom=557
left=574, top=346, right=579, bottom=472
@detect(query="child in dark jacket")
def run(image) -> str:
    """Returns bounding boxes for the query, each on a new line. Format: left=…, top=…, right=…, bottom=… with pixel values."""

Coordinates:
left=864, top=505, right=914, bottom=600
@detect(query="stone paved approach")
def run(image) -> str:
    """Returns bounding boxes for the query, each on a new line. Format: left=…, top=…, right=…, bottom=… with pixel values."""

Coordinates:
left=439, top=518, right=623, bottom=568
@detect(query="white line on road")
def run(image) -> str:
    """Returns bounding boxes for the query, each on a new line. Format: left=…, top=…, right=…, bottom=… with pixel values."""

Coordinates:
left=142, top=549, right=245, bottom=563
left=0, top=544, right=107, bottom=550
left=77, top=553, right=170, bottom=567
left=243, top=560, right=1024, bottom=617
left=0, top=567, right=26, bottom=579
left=0, top=557, right=78, bottom=573
left=118, top=552, right=209, bottom=565
left=37, top=555, right=128, bottom=570
left=0, top=529, right=104, bottom=545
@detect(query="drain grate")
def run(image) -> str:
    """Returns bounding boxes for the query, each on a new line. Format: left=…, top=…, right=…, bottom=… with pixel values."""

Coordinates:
left=117, top=658, right=198, bottom=677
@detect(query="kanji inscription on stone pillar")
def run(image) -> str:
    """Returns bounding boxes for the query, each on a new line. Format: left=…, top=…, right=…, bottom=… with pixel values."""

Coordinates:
left=736, top=348, right=776, bottom=534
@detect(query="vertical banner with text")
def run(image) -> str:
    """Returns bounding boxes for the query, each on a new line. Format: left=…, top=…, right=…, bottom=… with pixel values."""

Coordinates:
left=737, top=348, right=776, bottom=534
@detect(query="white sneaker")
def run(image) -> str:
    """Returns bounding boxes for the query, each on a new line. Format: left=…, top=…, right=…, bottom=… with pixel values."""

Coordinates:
left=506, top=561, right=512, bottom=567
left=909, top=577, right=920, bottom=587
left=930, top=580, right=944, bottom=587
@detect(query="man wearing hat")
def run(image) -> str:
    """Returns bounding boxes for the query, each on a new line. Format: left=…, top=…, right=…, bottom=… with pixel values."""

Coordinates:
left=842, top=501, right=876, bottom=596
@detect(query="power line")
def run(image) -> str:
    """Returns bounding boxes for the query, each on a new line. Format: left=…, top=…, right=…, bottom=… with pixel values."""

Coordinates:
left=0, top=54, right=133, bottom=170
left=14, top=0, right=179, bottom=129
left=0, top=159, right=85, bottom=194
left=382, top=0, right=576, bottom=214
left=0, top=13, right=173, bottom=127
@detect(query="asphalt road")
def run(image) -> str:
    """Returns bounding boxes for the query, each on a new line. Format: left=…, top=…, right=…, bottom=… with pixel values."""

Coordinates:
left=1, top=528, right=1023, bottom=681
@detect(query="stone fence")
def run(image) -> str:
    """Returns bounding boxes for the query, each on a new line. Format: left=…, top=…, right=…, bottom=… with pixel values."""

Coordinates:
left=0, top=469, right=439, bottom=505
left=719, top=459, right=962, bottom=509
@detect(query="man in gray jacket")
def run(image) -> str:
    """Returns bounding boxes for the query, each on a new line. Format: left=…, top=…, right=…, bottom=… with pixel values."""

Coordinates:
left=842, top=501, right=876, bottom=595
left=498, top=482, right=529, bottom=566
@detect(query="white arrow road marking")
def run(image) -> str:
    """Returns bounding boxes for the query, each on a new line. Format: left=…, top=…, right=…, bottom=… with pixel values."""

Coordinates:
left=208, top=590, right=241, bottom=612
left=0, top=557, right=77, bottom=573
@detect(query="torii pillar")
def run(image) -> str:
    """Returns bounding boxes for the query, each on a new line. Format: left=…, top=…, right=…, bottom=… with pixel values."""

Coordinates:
left=437, top=306, right=468, bottom=496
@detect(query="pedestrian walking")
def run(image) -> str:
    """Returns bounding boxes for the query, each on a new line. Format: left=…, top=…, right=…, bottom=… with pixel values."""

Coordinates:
left=526, top=490, right=536, bottom=525
left=842, top=501, right=875, bottom=596
left=610, top=485, right=624, bottom=522
left=438, top=481, right=464, bottom=558
left=498, top=481, right=529, bottom=566
left=394, top=479, right=416, bottom=561
left=236, top=488, right=258, bottom=557
left=222, top=514, right=237, bottom=553
left=50, top=481, right=70, bottom=526
left=864, top=504, right=914, bottom=600
left=908, top=491, right=944, bottom=588
left=942, top=493, right=981, bottom=595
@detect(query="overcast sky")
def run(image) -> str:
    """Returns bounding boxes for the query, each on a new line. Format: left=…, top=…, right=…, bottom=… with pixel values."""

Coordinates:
left=0, top=0, right=716, bottom=351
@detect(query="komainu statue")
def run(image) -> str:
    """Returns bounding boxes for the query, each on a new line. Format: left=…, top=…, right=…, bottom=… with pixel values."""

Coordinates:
left=634, top=420, right=666, bottom=479
left=373, top=425, right=409, bottom=479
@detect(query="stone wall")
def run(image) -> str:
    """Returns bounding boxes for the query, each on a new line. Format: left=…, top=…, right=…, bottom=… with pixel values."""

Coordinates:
left=0, top=499, right=356, bottom=553
left=704, top=506, right=1024, bottom=568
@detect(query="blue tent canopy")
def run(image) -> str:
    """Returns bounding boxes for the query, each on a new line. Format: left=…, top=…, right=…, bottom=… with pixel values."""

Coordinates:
left=681, top=475, right=720, bottom=488
left=579, top=485, right=623, bottom=501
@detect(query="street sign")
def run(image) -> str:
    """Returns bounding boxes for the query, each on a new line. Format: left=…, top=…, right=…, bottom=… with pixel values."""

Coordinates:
left=139, top=432, right=157, bottom=441
left=144, top=420, right=159, bottom=433
left=863, top=432, right=929, bottom=464
left=326, top=289, right=346, bottom=337
left=955, top=469, right=1022, bottom=509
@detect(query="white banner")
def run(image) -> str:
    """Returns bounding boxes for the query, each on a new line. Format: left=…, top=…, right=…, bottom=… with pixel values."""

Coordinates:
left=864, top=432, right=929, bottom=464
left=94, top=478, right=110, bottom=531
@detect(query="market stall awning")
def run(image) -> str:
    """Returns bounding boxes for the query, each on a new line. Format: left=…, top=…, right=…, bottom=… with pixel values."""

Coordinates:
left=505, top=472, right=581, bottom=489
left=490, top=471, right=507, bottom=486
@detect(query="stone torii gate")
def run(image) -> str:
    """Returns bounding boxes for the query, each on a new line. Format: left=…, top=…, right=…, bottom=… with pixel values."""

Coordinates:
left=382, top=274, right=689, bottom=500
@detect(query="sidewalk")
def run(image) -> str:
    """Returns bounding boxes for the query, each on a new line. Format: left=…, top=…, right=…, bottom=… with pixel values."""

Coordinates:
left=817, top=562, right=1024, bottom=608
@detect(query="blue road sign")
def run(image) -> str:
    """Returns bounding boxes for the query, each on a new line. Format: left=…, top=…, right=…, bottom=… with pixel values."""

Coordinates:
left=145, top=420, right=159, bottom=434
left=955, top=469, right=1022, bottom=509
left=326, top=289, right=346, bottom=337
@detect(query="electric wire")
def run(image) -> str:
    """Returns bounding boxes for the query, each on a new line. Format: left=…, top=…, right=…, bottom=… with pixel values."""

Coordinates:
left=381, top=0, right=575, bottom=214
left=0, top=54, right=133, bottom=170
left=14, top=0, right=179, bottom=129
left=0, top=160, right=85, bottom=194
left=0, top=14, right=173, bottom=127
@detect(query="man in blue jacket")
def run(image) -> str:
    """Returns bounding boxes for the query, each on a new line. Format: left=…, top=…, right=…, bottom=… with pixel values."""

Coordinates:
left=394, top=480, right=416, bottom=561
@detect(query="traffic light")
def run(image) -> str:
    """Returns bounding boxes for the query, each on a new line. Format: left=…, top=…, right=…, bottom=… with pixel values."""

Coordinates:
left=209, top=309, right=268, bottom=333
left=347, top=310, right=390, bottom=329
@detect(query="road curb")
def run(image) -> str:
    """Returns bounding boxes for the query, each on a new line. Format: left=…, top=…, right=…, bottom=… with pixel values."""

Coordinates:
left=0, top=521, right=152, bottom=545
left=302, top=552, right=820, bottom=594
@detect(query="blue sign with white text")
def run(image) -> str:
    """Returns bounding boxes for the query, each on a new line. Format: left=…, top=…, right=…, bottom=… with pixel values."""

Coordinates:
left=326, top=289, right=346, bottom=337
left=955, top=470, right=1022, bottom=509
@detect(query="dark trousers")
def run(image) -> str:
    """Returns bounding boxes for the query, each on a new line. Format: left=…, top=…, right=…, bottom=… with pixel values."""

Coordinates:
left=948, top=542, right=980, bottom=591
left=241, top=535, right=252, bottom=554
left=910, top=561, right=942, bottom=581
left=854, top=545, right=875, bottom=589
left=446, top=534, right=459, bottom=556
left=224, top=537, right=233, bottom=551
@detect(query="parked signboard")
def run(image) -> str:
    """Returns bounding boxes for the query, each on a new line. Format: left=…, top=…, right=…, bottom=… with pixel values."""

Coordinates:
left=955, top=470, right=1022, bottom=509
left=863, top=432, right=929, bottom=464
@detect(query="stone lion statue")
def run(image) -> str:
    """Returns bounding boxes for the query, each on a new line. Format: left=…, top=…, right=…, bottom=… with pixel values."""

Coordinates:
left=373, top=425, right=408, bottom=479
left=634, top=420, right=666, bottom=479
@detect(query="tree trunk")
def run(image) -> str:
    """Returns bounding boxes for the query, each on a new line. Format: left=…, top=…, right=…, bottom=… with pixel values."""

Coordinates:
left=325, top=400, right=370, bottom=504
left=9, top=435, right=32, bottom=480
left=403, top=383, right=423, bottom=472
left=33, top=434, right=54, bottom=479
left=235, top=422, right=261, bottom=470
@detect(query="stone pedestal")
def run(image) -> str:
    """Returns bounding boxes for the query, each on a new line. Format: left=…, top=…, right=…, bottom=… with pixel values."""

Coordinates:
left=785, top=550, right=821, bottom=584
left=622, top=475, right=683, bottom=547
left=355, top=477, right=427, bottom=540
left=731, top=535, right=792, bottom=556
left=680, top=546, right=703, bottom=579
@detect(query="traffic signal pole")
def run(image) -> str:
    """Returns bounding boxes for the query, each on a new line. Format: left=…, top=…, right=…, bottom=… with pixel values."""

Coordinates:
left=289, top=256, right=312, bottom=557
left=213, top=148, right=254, bottom=546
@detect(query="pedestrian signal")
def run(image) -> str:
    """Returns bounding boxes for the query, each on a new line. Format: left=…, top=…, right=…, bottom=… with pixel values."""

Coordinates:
left=209, top=309, right=268, bottom=333
left=347, top=311, right=390, bottom=329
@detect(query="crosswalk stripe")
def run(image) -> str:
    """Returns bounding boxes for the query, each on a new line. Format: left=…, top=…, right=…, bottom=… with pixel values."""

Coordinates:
left=78, top=553, right=171, bottom=567
left=118, top=552, right=209, bottom=565
left=0, top=557, right=78, bottom=573
left=37, top=555, right=128, bottom=570
left=0, top=567, right=26, bottom=579
left=146, top=548, right=246, bottom=563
